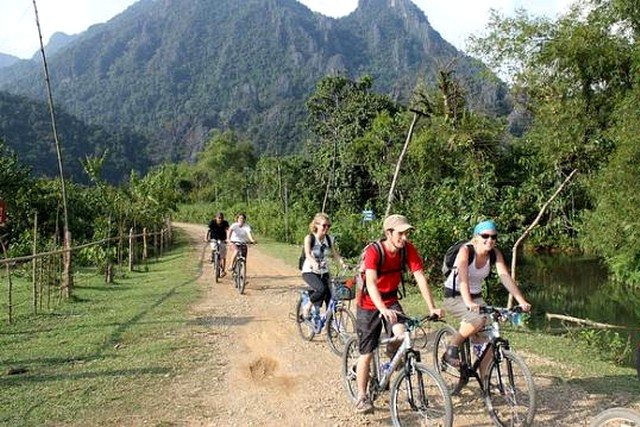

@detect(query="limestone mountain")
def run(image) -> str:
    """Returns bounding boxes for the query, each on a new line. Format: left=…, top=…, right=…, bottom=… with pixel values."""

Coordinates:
left=0, top=0, right=506, bottom=165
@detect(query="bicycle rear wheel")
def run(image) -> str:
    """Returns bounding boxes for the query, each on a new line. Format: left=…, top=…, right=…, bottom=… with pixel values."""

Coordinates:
left=589, top=407, right=640, bottom=427
left=432, top=325, right=462, bottom=394
left=326, top=305, right=356, bottom=356
left=484, top=349, right=536, bottom=427
left=235, top=258, right=247, bottom=294
left=390, top=362, right=453, bottom=427
left=213, top=253, right=220, bottom=283
left=294, top=294, right=316, bottom=341
left=341, top=335, right=360, bottom=402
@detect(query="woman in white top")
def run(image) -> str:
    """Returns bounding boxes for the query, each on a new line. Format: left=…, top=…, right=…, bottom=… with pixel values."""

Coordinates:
left=301, top=213, right=346, bottom=319
left=442, top=219, right=531, bottom=368
left=227, top=213, right=256, bottom=272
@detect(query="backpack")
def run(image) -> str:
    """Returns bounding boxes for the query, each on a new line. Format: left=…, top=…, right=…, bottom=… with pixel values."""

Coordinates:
left=442, top=240, right=496, bottom=291
left=298, top=234, right=332, bottom=270
left=357, top=239, right=408, bottom=303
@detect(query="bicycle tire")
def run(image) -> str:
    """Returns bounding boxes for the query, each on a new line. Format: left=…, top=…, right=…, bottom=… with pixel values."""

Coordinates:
left=213, top=253, right=220, bottom=284
left=294, top=294, right=316, bottom=341
left=326, top=306, right=356, bottom=356
left=341, top=335, right=360, bottom=403
left=235, top=258, right=247, bottom=294
left=390, top=362, right=454, bottom=427
left=432, top=325, right=462, bottom=394
left=484, top=349, right=536, bottom=427
left=589, top=407, right=640, bottom=427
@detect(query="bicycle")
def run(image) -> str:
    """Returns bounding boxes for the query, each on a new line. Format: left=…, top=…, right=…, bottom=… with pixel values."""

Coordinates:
left=209, top=239, right=224, bottom=283
left=432, top=305, right=536, bottom=427
left=589, top=407, right=640, bottom=426
left=230, top=242, right=251, bottom=294
left=342, top=313, right=453, bottom=426
left=293, top=273, right=357, bottom=356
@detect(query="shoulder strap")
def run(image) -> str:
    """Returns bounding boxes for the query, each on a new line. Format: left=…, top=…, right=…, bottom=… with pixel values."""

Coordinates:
left=326, top=234, right=333, bottom=249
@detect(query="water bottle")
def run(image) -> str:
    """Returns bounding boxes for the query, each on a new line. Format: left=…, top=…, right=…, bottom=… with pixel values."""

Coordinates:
left=380, top=361, right=392, bottom=377
left=473, top=343, right=487, bottom=358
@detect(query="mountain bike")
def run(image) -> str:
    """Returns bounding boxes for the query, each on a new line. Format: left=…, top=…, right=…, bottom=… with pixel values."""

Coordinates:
left=589, top=407, right=640, bottom=426
left=432, top=305, right=536, bottom=427
left=230, top=242, right=251, bottom=294
left=209, top=239, right=224, bottom=283
left=293, top=273, right=357, bottom=356
left=342, top=314, right=453, bottom=426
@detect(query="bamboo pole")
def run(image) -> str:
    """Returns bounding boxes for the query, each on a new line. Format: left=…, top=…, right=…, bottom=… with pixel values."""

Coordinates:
left=385, top=111, right=420, bottom=218
left=508, top=169, right=578, bottom=307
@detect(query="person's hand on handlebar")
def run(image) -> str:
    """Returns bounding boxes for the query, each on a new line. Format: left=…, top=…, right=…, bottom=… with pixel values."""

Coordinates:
left=466, top=301, right=481, bottom=313
left=380, top=307, right=400, bottom=324
left=429, top=308, right=444, bottom=319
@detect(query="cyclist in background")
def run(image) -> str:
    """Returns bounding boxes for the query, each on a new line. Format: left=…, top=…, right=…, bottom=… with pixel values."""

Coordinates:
left=227, top=213, right=256, bottom=272
left=442, top=219, right=531, bottom=368
left=354, top=214, right=443, bottom=414
left=206, top=212, right=230, bottom=275
left=300, top=213, right=347, bottom=320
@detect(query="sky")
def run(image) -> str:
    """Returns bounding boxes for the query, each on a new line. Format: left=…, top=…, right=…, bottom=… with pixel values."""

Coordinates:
left=0, top=0, right=573, bottom=60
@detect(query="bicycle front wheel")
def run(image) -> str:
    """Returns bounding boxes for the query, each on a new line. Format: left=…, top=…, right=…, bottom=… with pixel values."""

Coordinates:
left=484, top=349, right=536, bottom=427
left=326, top=305, right=356, bottom=356
left=432, top=325, right=462, bottom=394
left=390, top=362, right=453, bottom=427
left=235, top=259, right=247, bottom=294
left=294, top=294, right=316, bottom=341
left=341, top=335, right=360, bottom=403
left=213, top=253, right=220, bottom=283
left=589, top=407, right=640, bottom=427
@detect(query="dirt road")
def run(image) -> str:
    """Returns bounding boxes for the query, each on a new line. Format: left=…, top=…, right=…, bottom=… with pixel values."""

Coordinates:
left=138, top=223, right=638, bottom=426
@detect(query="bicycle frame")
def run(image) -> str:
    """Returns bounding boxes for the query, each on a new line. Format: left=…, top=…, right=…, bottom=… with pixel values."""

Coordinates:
left=450, top=307, right=517, bottom=395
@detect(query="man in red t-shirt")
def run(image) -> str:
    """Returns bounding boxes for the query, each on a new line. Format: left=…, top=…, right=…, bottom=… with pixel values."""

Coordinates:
left=353, top=214, right=443, bottom=414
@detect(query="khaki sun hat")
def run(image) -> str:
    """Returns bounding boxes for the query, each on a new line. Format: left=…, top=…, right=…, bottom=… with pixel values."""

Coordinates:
left=383, top=214, right=413, bottom=232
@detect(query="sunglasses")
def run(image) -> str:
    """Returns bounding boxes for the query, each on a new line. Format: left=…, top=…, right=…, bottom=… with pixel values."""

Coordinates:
left=480, top=233, right=498, bottom=240
left=320, top=223, right=331, bottom=229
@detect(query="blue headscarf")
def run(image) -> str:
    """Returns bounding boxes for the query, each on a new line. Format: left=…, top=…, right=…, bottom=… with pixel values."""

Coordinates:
left=474, top=220, right=497, bottom=235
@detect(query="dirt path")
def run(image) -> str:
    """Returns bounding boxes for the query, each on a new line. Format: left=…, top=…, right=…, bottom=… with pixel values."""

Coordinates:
left=141, top=223, right=638, bottom=426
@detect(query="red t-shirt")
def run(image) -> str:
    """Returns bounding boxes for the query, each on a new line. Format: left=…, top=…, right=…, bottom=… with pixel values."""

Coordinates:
left=358, top=241, right=423, bottom=310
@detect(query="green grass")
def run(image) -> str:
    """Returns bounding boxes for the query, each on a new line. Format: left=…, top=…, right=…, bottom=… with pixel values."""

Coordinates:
left=0, top=231, right=203, bottom=425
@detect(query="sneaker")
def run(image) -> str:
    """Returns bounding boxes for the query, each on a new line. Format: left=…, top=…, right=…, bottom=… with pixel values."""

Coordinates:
left=219, top=271, right=226, bottom=278
left=354, top=396, right=373, bottom=414
left=442, top=346, right=461, bottom=368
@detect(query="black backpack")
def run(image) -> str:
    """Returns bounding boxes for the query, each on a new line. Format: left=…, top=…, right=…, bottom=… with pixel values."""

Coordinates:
left=298, top=234, right=332, bottom=270
left=357, top=239, right=408, bottom=302
left=442, top=240, right=496, bottom=291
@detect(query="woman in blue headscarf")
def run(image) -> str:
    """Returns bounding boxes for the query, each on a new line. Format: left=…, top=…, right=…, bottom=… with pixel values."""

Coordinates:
left=441, top=219, right=531, bottom=368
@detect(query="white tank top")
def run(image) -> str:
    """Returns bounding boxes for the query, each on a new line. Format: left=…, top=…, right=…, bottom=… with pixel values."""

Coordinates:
left=444, top=254, right=490, bottom=295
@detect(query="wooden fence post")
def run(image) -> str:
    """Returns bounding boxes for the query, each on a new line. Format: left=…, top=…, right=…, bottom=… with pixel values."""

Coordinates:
left=62, top=230, right=72, bottom=299
left=1, top=238, right=11, bottom=324
left=128, top=228, right=134, bottom=272
left=32, top=213, right=38, bottom=314
left=142, top=227, right=148, bottom=261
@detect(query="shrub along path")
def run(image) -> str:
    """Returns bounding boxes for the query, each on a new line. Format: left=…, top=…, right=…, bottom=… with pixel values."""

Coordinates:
left=131, top=223, right=639, bottom=426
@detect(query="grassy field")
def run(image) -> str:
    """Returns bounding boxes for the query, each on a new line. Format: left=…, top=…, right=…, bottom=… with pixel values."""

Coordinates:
left=0, top=232, right=203, bottom=425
